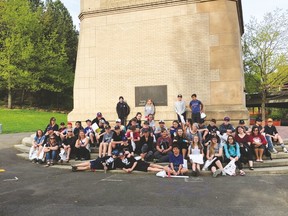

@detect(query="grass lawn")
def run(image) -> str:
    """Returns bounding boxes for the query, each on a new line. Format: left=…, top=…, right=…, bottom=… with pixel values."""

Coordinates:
left=0, top=108, right=67, bottom=134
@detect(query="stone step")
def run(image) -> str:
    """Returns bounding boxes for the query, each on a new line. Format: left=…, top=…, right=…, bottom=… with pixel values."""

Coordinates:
left=22, top=137, right=33, bottom=147
left=274, top=145, right=288, bottom=151
left=14, top=144, right=30, bottom=153
left=15, top=152, right=288, bottom=176
left=270, top=152, right=288, bottom=159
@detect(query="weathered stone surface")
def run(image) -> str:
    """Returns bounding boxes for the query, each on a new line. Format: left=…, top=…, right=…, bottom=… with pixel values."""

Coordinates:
left=69, top=0, right=248, bottom=124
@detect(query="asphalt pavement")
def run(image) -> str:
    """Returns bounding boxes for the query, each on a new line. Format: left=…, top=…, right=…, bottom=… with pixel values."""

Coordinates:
left=1, top=133, right=288, bottom=216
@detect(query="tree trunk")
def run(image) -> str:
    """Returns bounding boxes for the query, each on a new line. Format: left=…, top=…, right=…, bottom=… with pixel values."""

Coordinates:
left=261, top=90, right=266, bottom=122
left=7, top=87, right=12, bottom=109
left=21, top=89, right=25, bottom=107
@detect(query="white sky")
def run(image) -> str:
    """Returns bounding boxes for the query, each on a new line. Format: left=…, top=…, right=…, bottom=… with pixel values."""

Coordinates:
left=60, top=0, right=288, bottom=30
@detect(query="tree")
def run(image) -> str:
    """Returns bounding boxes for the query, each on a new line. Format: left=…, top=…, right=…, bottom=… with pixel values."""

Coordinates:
left=243, top=9, right=288, bottom=120
left=0, top=0, right=78, bottom=109
left=0, top=0, right=40, bottom=108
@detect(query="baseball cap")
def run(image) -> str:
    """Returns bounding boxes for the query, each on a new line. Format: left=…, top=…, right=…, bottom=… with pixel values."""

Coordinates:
left=159, top=120, right=165, bottom=124
left=143, top=121, right=149, bottom=125
left=60, top=122, right=65, bottom=126
left=105, top=125, right=111, bottom=129
left=224, top=116, right=230, bottom=122
left=239, top=120, right=245, bottom=125
left=112, top=149, right=119, bottom=156
left=99, top=119, right=105, bottom=124
left=255, top=117, right=262, bottom=122
left=116, top=119, right=121, bottom=123
left=97, top=112, right=102, bottom=117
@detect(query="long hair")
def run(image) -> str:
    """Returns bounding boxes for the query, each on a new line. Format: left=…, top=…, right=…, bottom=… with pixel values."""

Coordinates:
left=226, top=135, right=236, bottom=145
left=191, top=136, right=202, bottom=150
left=78, top=129, right=85, bottom=140
left=209, top=135, right=219, bottom=156
left=36, top=129, right=43, bottom=138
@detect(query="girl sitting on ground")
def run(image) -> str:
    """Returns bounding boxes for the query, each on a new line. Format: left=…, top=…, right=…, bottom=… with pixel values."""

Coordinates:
left=188, top=136, right=204, bottom=177
left=249, top=126, right=267, bottom=163
left=223, top=135, right=245, bottom=176
left=75, top=130, right=90, bottom=161
left=29, top=129, right=45, bottom=163
left=43, top=135, right=59, bottom=167
left=206, top=135, right=225, bottom=177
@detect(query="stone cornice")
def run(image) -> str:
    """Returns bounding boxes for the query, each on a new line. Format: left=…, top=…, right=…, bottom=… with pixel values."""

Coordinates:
left=79, top=0, right=244, bottom=34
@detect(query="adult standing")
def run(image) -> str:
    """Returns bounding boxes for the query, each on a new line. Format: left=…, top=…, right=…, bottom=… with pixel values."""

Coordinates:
left=174, top=94, right=186, bottom=124
left=116, top=96, right=130, bottom=126
left=189, top=94, right=203, bottom=124
left=144, top=98, right=155, bottom=118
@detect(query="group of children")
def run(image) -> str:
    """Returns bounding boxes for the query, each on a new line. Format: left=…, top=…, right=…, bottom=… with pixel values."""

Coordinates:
left=28, top=112, right=287, bottom=177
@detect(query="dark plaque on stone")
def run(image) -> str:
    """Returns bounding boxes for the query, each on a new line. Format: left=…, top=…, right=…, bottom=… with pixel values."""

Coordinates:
left=135, top=85, right=167, bottom=107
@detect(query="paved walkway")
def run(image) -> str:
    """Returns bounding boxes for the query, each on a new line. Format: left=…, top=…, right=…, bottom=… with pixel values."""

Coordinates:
left=0, top=132, right=33, bottom=150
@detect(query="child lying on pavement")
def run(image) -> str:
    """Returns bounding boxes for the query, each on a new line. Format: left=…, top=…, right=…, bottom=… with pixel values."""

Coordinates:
left=71, top=150, right=119, bottom=172
left=117, top=151, right=164, bottom=173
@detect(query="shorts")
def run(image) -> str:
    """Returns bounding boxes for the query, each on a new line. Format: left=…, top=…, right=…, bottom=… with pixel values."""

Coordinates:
left=135, top=160, right=150, bottom=172
left=90, top=159, right=104, bottom=170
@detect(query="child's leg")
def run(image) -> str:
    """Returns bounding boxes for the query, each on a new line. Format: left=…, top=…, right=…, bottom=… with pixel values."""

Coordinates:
left=75, top=165, right=90, bottom=171
left=75, top=161, right=90, bottom=167
left=215, top=160, right=223, bottom=170
left=147, top=167, right=163, bottom=172
left=102, top=143, right=108, bottom=156
left=66, top=147, right=71, bottom=160
left=150, top=164, right=164, bottom=169
left=180, top=168, right=189, bottom=175
left=98, top=143, right=103, bottom=157
left=192, top=162, right=196, bottom=171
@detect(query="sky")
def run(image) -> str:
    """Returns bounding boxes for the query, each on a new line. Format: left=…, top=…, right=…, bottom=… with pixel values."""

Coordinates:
left=60, top=0, right=288, bottom=30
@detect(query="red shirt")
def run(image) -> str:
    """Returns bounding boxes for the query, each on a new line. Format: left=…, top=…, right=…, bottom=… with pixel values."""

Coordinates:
left=249, top=134, right=267, bottom=145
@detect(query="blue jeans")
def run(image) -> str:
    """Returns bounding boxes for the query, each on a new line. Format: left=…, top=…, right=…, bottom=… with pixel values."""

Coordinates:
left=265, top=136, right=274, bottom=151
left=46, top=150, right=57, bottom=161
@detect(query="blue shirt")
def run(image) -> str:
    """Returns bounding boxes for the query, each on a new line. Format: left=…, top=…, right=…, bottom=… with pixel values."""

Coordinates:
left=189, top=99, right=202, bottom=113
left=169, top=153, right=184, bottom=167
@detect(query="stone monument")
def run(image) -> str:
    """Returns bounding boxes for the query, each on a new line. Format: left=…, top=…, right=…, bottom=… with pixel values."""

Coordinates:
left=68, top=0, right=249, bottom=124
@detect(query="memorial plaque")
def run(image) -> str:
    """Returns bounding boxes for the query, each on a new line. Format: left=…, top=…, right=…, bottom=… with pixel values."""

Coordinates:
left=135, top=85, right=167, bottom=107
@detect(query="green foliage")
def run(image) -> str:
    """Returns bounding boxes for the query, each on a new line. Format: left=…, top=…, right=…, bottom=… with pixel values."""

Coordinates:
left=243, top=9, right=288, bottom=93
left=0, top=0, right=78, bottom=109
left=0, top=108, right=67, bottom=133
left=243, top=9, right=288, bottom=119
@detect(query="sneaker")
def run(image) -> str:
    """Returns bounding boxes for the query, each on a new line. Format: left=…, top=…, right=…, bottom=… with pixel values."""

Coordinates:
left=71, top=166, right=77, bottom=172
left=222, top=171, right=226, bottom=176
left=283, top=148, right=288, bottom=153
left=272, top=148, right=278, bottom=154
left=213, top=169, right=222, bottom=178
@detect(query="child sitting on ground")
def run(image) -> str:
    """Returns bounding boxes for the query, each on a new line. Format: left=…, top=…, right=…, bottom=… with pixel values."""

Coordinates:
left=164, top=145, right=188, bottom=176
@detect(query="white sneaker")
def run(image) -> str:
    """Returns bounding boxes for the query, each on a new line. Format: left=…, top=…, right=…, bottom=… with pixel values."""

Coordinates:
left=283, top=147, right=288, bottom=153
left=273, top=148, right=278, bottom=154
